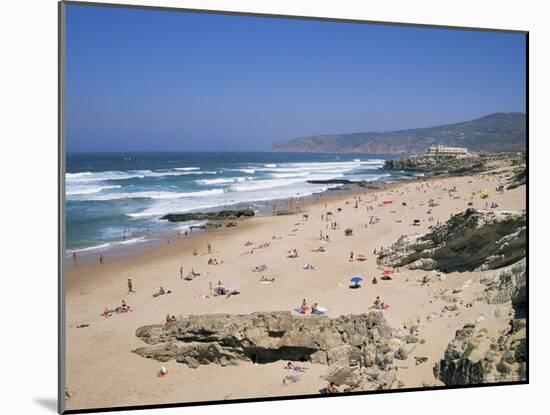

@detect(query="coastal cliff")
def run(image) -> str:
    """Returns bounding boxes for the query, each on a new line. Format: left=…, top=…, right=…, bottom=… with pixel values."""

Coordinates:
left=377, top=209, right=526, bottom=272
left=384, top=153, right=524, bottom=175
left=134, top=311, right=409, bottom=391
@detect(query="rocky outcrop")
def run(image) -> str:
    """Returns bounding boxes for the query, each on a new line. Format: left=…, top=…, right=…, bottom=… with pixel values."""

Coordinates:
left=133, top=311, right=405, bottom=391
left=434, top=319, right=526, bottom=385
left=384, top=153, right=524, bottom=176
left=481, top=258, right=527, bottom=306
left=377, top=209, right=526, bottom=272
left=160, top=208, right=255, bottom=222
left=306, top=179, right=385, bottom=189
left=506, top=167, right=526, bottom=190
left=385, top=155, right=483, bottom=174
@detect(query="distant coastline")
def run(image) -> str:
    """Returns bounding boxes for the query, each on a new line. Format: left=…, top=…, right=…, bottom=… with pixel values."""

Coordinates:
left=271, top=112, right=526, bottom=154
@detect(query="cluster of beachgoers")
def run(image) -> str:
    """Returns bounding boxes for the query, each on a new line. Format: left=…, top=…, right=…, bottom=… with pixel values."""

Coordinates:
left=64, top=160, right=525, bottom=410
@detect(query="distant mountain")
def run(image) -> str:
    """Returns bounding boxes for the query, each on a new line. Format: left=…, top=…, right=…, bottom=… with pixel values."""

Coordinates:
left=271, top=112, right=526, bottom=154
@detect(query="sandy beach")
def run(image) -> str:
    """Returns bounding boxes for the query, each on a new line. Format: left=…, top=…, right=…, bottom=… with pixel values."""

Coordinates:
left=64, top=168, right=526, bottom=410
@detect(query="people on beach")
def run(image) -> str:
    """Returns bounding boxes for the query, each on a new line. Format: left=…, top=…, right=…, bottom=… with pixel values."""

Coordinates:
left=127, top=278, right=134, bottom=293
left=99, top=254, right=104, bottom=264
left=285, top=362, right=305, bottom=372
left=349, top=251, right=354, bottom=261
left=311, top=303, right=318, bottom=314
left=207, top=242, right=212, bottom=254
left=72, top=252, right=77, bottom=266
left=158, top=366, right=168, bottom=377
left=153, top=286, right=170, bottom=297
left=371, top=296, right=389, bottom=310
left=326, top=381, right=339, bottom=394
left=300, top=299, right=308, bottom=314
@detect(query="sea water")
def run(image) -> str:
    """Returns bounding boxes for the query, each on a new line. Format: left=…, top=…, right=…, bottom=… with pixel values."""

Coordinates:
left=65, top=152, right=411, bottom=255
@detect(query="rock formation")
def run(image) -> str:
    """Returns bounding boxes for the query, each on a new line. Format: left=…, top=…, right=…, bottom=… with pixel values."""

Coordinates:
left=506, top=167, right=526, bottom=190
left=377, top=209, right=526, bottom=272
left=481, top=258, right=526, bottom=306
left=133, top=311, right=406, bottom=391
left=384, top=153, right=524, bottom=176
left=160, top=208, right=255, bottom=222
left=434, top=319, right=526, bottom=385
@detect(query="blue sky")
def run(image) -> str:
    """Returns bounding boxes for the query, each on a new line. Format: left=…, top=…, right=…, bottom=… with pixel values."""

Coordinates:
left=65, top=4, right=526, bottom=152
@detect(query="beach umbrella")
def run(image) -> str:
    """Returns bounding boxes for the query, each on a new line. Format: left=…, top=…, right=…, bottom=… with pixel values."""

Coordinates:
left=350, top=276, right=363, bottom=283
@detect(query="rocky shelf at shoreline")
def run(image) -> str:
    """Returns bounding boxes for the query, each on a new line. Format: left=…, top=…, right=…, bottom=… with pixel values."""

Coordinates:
left=377, top=209, right=526, bottom=272
left=133, top=311, right=414, bottom=391
left=384, top=153, right=525, bottom=176
left=306, top=179, right=386, bottom=188
left=160, top=208, right=255, bottom=222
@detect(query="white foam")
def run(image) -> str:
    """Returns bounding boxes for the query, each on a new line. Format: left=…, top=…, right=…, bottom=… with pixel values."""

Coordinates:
left=73, top=188, right=225, bottom=201
left=66, top=184, right=121, bottom=196
left=66, top=169, right=216, bottom=183
left=268, top=172, right=311, bottom=179
left=174, top=167, right=200, bottom=171
left=229, top=177, right=308, bottom=192
left=66, top=236, right=148, bottom=256
left=224, top=168, right=256, bottom=174
left=195, top=177, right=252, bottom=185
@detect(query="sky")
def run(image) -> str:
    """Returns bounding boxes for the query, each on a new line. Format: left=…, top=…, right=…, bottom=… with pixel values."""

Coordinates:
left=65, top=4, right=526, bottom=152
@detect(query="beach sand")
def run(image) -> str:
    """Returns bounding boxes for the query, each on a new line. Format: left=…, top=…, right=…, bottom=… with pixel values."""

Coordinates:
left=64, top=169, right=526, bottom=410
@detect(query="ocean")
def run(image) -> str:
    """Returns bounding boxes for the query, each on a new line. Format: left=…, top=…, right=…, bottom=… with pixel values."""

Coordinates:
left=65, top=152, right=413, bottom=256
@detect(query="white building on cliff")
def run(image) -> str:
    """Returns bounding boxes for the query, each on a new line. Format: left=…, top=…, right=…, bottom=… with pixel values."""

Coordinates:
left=425, top=144, right=470, bottom=157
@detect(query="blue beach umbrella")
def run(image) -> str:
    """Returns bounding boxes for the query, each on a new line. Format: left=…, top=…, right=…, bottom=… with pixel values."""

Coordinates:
left=350, top=276, right=363, bottom=283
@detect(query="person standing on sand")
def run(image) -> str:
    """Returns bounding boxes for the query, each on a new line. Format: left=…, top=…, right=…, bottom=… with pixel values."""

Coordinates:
left=207, top=242, right=212, bottom=254
left=72, top=252, right=77, bottom=266
left=128, top=278, right=134, bottom=293
left=180, top=266, right=183, bottom=279
left=99, top=254, right=104, bottom=264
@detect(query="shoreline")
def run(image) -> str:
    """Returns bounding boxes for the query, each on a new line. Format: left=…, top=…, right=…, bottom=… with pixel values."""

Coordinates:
left=65, top=177, right=411, bottom=267
left=64, top=163, right=526, bottom=410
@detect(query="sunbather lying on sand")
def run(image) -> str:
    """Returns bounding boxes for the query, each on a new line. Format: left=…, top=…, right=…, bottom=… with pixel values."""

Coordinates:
left=370, top=296, right=390, bottom=310
left=287, top=249, right=298, bottom=258
left=285, top=362, right=306, bottom=372
left=320, top=382, right=339, bottom=394
left=260, top=275, right=275, bottom=282
left=102, top=300, right=132, bottom=317
left=153, top=287, right=171, bottom=297
left=303, top=263, right=315, bottom=270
